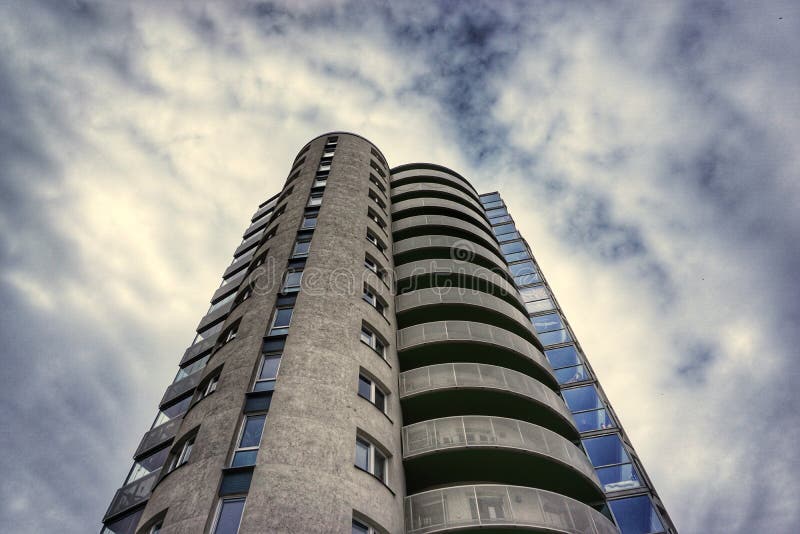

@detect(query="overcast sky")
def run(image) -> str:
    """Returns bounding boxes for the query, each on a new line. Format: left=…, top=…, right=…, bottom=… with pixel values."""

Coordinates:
left=1, top=1, right=799, bottom=532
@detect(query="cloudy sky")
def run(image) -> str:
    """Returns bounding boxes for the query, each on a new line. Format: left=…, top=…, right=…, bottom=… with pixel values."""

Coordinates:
left=1, top=1, right=798, bottom=532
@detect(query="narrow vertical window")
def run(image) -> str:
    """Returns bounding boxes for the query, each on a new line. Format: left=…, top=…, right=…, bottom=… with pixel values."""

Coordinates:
left=302, top=212, right=318, bottom=229
left=231, top=414, right=267, bottom=467
left=268, top=307, right=293, bottom=336
left=212, top=497, right=246, bottom=534
left=354, top=436, right=387, bottom=483
left=253, top=353, right=282, bottom=392
left=358, top=374, right=387, bottom=413
left=282, top=269, right=303, bottom=293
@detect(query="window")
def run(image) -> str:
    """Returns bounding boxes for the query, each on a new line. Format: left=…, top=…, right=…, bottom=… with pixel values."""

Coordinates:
left=253, top=353, right=281, bottom=392
left=563, top=385, right=615, bottom=431
left=498, top=231, right=521, bottom=242
left=220, top=321, right=240, bottom=345
left=358, top=373, right=386, bottom=413
left=509, top=261, right=540, bottom=286
left=352, top=518, right=380, bottom=534
left=485, top=207, right=508, bottom=219
left=360, top=325, right=386, bottom=358
left=231, top=413, right=267, bottom=467
left=318, top=161, right=331, bottom=172
left=301, top=212, right=318, bottom=229
left=151, top=395, right=192, bottom=429
left=212, top=497, right=246, bottom=534
left=520, top=284, right=555, bottom=314
left=368, top=190, right=386, bottom=210
left=125, top=446, right=169, bottom=484
left=174, top=355, right=210, bottom=383
left=545, top=345, right=590, bottom=385
left=200, top=374, right=220, bottom=398
left=362, top=285, right=385, bottom=315
left=293, top=237, right=311, bottom=258
left=369, top=160, right=386, bottom=178
left=531, top=313, right=572, bottom=346
left=282, top=269, right=303, bottom=293
left=480, top=193, right=501, bottom=204
left=235, top=284, right=253, bottom=305
left=268, top=306, right=293, bottom=336
left=149, top=522, right=163, bottom=534
left=250, top=251, right=268, bottom=270
left=493, top=223, right=516, bottom=236
left=101, top=509, right=144, bottom=534
left=367, top=208, right=386, bottom=229
left=308, top=192, right=324, bottom=207
left=369, top=174, right=386, bottom=193
left=482, top=200, right=503, bottom=210
left=364, top=255, right=385, bottom=281
left=501, top=240, right=527, bottom=255
left=208, top=291, right=236, bottom=314
left=355, top=436, right=387, bottom=482
left=489, top=214, right=512, bottom=224
left=582, top=434, right=642, bottom=493
left=167, top=435, right=195, bottom=472
left=314, top=175, right=327, bottom=188
left=366, top=231, right=385, bottom=253
left=608, top=495, right=666, bottom=534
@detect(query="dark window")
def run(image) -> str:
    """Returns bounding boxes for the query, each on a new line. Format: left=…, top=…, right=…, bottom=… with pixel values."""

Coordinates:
left=269, top=307, right=293, bottom=336
left=232, top=414, right=266, bottom=467
left=608, top=495, right=665, bottom=534
left=355, top=436, right=387, bottom=482
left=213, top=497, right=246, bottom=534
left=582, top=434, right=642, bottom=493
left=254, top=353, right=281, bottom=392
left=293, top=237, right=311, bottom=258
left=282, top=269, right=303, bottom=293
left=302, top=213, right=318, bottom=229
left=358, top=373, right=387, bottom=413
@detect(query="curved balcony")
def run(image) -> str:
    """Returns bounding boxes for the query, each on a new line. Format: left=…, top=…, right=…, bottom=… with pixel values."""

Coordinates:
left=402, top=416, right=602, bottom=501
left=400, top=363, right=576, bottom=439
left=395, top=259, right=528, bottom=317
left=393, top=215, right=500, bottom=256
left=393, top=198, right=494, bottom=235
left=391, top=182, right=488, bottom=223
left=392, top=165, right=481, bottom=200
left=398, top=321, right=555, bottom=388
left=405, top=484, right=619, bottom=534
left=393, top=235, right=509, bottom=281
left=397, top=288, right=536, bottom=344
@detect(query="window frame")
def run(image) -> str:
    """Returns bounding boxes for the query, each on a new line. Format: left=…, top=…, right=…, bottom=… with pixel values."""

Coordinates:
left=362, top=284, right=386, bottom=316
left=211, top=496, right=247, bottom=534
left=231, top=413, right=267, bottom=467
left=268, top=306, right=294, bottom=336
left=357, top=373, right=387, bottom=414
left=354, top=435, right=388, bottom=483
left=282, top=268, right=304, bottom=293
left=359, top=325, right=387, bottom=358
left=253, top=352, right=282, bottom=392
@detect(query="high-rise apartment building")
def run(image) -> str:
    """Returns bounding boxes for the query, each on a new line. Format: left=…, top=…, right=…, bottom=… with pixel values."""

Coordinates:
left=102, top=133, right=676, bottom=534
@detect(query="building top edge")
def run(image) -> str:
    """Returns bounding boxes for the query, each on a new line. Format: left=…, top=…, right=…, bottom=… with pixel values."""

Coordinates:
left=389, top=163, right=479, bottom=195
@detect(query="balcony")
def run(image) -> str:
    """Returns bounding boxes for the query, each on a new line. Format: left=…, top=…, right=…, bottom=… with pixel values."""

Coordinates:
left=400, top=363, right=576, bottom=439
left=402, top=416, right=602, bottom=501
left=396, top=288, right=537, bottom=344
left=392, top=214, right=500, bottom=255
left=134, top=417, right=182, bottom=458
left=405, top=484, right=619, bottom=534
left=391, top=181, right=487, bottom=220
left=394, top=259, right=527, bottom=317
left=392, top=197, right=494, bottom=234
left=103, top=469, right=161, bottom=521
left=160, top=368, right=204, bottom=407
left=391, top=166, right=481, bottom=200
left=398, top=321, right=555, bottom=389
left=393, top=235, right=509, bottom=280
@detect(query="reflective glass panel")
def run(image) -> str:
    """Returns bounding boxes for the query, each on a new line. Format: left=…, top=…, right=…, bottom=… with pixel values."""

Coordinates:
left=554, top=364, right=589, bottom=384
left=483, top=200, right=503, bottom=209
left=293, top=240, right=311, bottom=257
left=355, top=439, right=370, bottom=470
left=500, top=241, right=526, bottom=255
left=374, top=388, right=386, bottom=412
left=302, top=214, right=317, bottom=229
left=598, top=463, right=642, bottom=492
left=573, top=408, right=615, bottom=432
left=213, top=497, right=246, bottom=534
left=537, top=328, right=571, bottom=346
left=273, top=308, right=293, bottom=328
left=531, top=313, right=564, bottom=333
left=505, top=251, right=530, bottom=262
left=258, top=355, right=281, bottom=381
left=239, top=414, right=266, bottom=448
left=231, top=449, right=258, bottom=467
left=358, top=375, right=371, bottom=400
left=509, top=261, right=537, bottom=278
left=563, top=385, right=604, bottom=412
left=485, top=207, right=507, bottom=218
left=545, top=345, right=580, bottom=368
left=481, top=193, right=501, bottom=203
left=498, top=231, right=521, bottom=242
left=582, top=434, right=630, bottom=467
left=608, top=496, right=665, bottom=534
left=519, top=285, right=549, bottom=302
left=525, top=299, right=555, bottom=313
left=490, top=214, right=512, bottom=224
left=352, top=520, right=369, bottom=534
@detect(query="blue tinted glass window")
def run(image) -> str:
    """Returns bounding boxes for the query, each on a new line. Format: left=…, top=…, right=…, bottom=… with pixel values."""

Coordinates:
left=493, top=223, right=516, bottom=236
left=582, top=434, right=630, bottom=467
left=240, top=414, right=266, bottom=448
left=231, top=449, right=258, bottom=467
left=505, top=251, right=530, bottom=262
left=490, top=214, right=512, bottom=224
left=573, top=408, right=615, bottom=431
left=498, top=231, right=521, bottom=242
left=525, top=299, right=555, bottom=313
left=545, top=345, right=580, bottom=368
left=609, top=496, right=665, bottom=534
left=481, top=193, right=501, bottom=204
left=501, top=241, right=526, bottom=255
left=554, top=365, right=589, bottom=384
left=563, top=385, right=603, bottom=412
left=214, top=497, right=246, bottom=534
left=482, top=200, right=503, bottom=210
left=538, top=329, right=571, bottom=346
left=598, top=463, right=642, bottom=492
left=509, top=262, right=535, bottom=278
left=485, top=207, right=507, bottom=218
left=520, top=285, right=548, bottom=302
left=531, top=313, right=564, bottom=333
